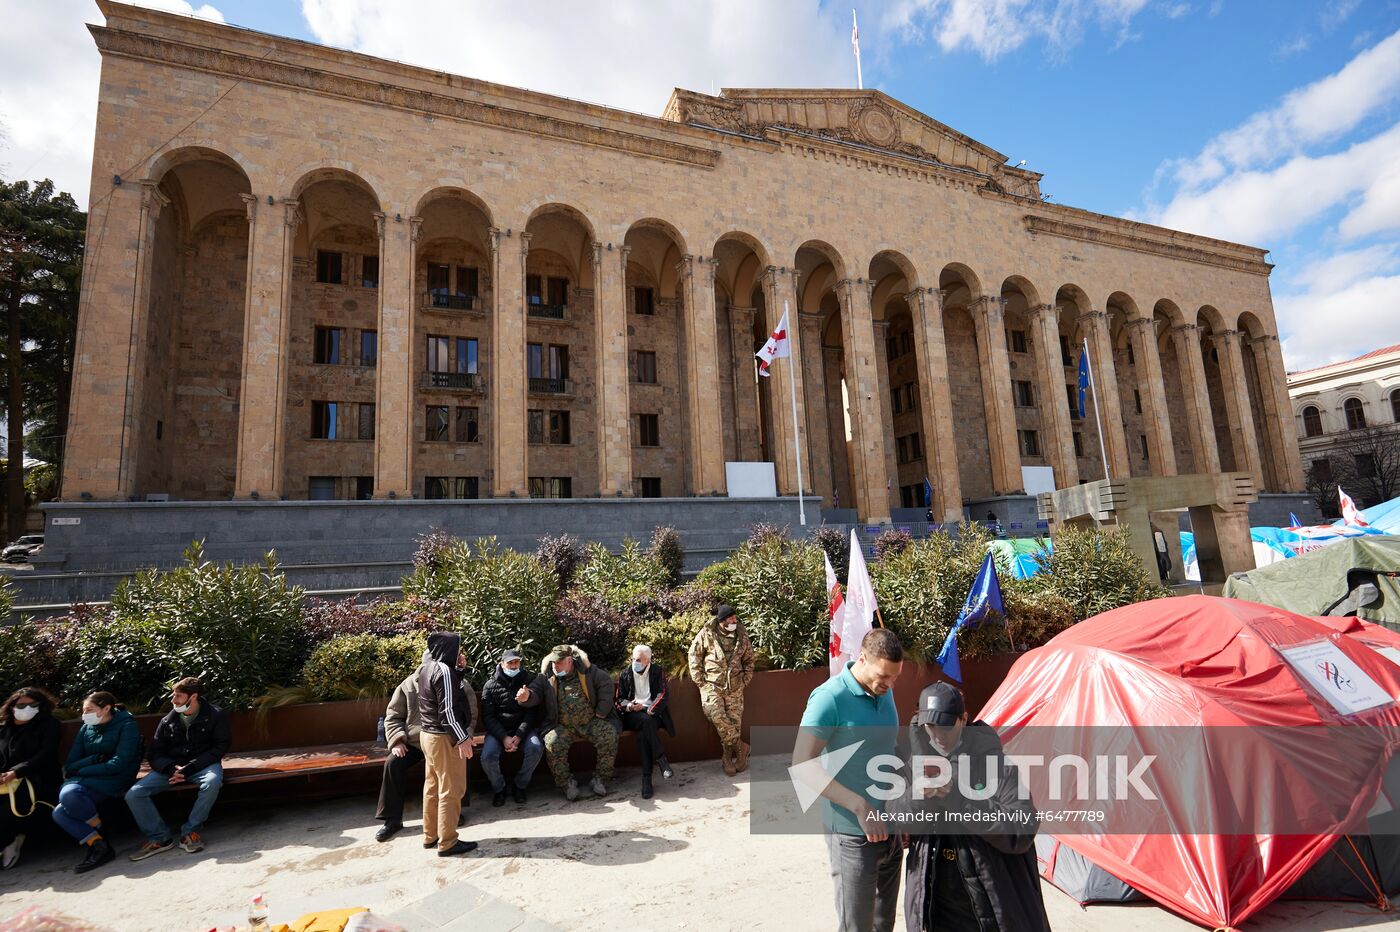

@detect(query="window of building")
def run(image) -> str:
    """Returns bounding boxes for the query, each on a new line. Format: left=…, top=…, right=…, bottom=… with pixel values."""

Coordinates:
left=634, top=286, right=655, bottom=315
left=910, top=432, right=922, bottom=461
left=358, top=403, right=375, bottom=441
left=886, top=336, right=898, bottom=361
left=527, top=408, right=544, bottom=444
left=529, top=476, right=572, bottom=499
left=549, top=410, right=571, bottom=444
left=427, top=336, right=477, bottom=374
left=454, top=406, right=480, bottom=443
left=315, top=250, right=343, bottom=285
left=308, top=476, right=337, bottom=500
left=634, top=476, right=662, bottom=498
left=1344, top=397, right=1367, bottom=430
left=896, top=435, right=909, bottom=464
left=891, top=387, right=903, bottom=415
left=527, top=343, right=569, bottom=379
left=1073, top=431, right=1085, bottom=458
left=1060, top=335, right=1074, bottom=367
left=1013, top=380, right=1034, bottom=407
left=1018, top=429, right=1041, bottom=457
left=1310, top=458, right=1333, bottom=485
left=636, top=413, right=660, bottom=447
left=429, top=263, right=451, bottom=296
left=526, top=274, right=542, bottom=305
left=360, top=254, right=379, bottom=289
left=1066, top=384, right=1081, bottom=420
left=1010, top=329, right=1028, bottom=354
left=155, top=419, right=163, bottom=440
left=1140, top=434, right=1150, bottom=462
left=425, top=476, right=480, bottom=500
left=1392, top=389, right=1400, bottom=423
left=311, top=401, right=337, bottom=440
left=360, top=329, right=377, bottom=367
left=904, top=383, right=917, bottom=411
left=457, top=266, right=479, bottom=298
left=549, top=344, right=569, bottom=379
left=425, top=405, right=450, bottom=442
left=548, top=276, right=569, bottom=307
left=314, top=327, right=343, bottom=365
left=1125, top=340, right=1135, bottom=366
left=896, top=433, right=923, bottom=464
left=355, top=476, right=374, bottom=500
left=1134, top=390, right=1142, bottom=414
left=1302, top=405, right=1322, bottom=437
left=1357, top=453, right=1378, bottom=477
left=899, top=331, right=914, bottom=356
left=900, top=484, right=921, bottom=509
left=459, top=338, right=478, bottom=375
left=633, top=350, right=657, bottom=384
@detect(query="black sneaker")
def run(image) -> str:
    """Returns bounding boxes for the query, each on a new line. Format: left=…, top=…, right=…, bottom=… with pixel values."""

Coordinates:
left=437, top=840, right=479, bottom=857
left=641, top=776, right=654, bottom=800
left=492, top=789, right=506, bottom=807
left=659, top=756, right=674, bottom=779
left=375, top=822, right=402, bottom=843
left=512, top=785, right=527, bottom=804
left=75, top=839, right=114, bottom=874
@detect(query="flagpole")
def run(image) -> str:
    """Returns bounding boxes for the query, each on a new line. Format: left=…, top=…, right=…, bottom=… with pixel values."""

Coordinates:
left=852, top=9, right=863, bottom=90
left=786, top=300, right=807, bottom=525
left=1084, top=338, right=1110, bottom=481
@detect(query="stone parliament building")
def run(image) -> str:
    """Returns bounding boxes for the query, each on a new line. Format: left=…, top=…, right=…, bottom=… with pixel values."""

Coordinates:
left=63, top=1, right=1306, bottom=537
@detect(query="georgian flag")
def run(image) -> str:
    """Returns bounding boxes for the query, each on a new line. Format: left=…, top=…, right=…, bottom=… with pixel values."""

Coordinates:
left=851, top=9, right=860, bottom=58
left=755, top=310, right=791, bottom=377
left=1339, top=486, right=1370, bottom=527
left=831, top=529, right=877, bottom=678
left=824, top=551, right=846, bottom=675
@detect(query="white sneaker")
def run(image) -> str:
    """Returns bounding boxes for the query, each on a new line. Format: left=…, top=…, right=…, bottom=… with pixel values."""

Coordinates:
left=1, top=834, right=23, bottom=870
left=589, top=776, right=608, bottom=797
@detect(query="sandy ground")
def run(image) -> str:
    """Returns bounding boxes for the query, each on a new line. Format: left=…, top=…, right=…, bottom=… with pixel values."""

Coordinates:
left=1, top=757, right=1397, bottom=931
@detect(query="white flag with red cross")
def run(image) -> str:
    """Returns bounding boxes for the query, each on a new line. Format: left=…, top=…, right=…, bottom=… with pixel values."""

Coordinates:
left=825, top=551, right=846, bottom=676
left=1339, top=486, right=1370, bottom=527
left=755, top=310, right=791, bottom=377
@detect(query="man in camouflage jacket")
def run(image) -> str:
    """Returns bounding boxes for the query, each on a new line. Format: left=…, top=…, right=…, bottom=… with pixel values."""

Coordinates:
left=687, top=604, right=755, bottom=775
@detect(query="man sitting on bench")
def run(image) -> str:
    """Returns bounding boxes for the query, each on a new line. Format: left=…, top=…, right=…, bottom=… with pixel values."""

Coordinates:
left=126, top=677, right=230, bottom=860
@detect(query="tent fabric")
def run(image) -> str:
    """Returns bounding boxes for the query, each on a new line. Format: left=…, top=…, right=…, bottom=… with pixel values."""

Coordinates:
left=978, top=595, right=1400, bottom=930
left=1221, top=536, right=1400, bottom=624
left=1035, top=835, right=1143, bottom=904
left=1338, top=496, right=1400, bottom=534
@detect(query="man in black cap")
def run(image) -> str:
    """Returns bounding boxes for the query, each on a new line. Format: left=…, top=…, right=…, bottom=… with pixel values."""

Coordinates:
left=688, top=604, right=755, bottom=775
left=479, top=648, right=544, bottom=806
left=902, top=682, right=1049, bottom=932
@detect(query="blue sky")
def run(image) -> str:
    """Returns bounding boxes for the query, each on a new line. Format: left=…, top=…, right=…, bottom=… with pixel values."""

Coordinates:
left=3, top=0, right=1399, bottom=371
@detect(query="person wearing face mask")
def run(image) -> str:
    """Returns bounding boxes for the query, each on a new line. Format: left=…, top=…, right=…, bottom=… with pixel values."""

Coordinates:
left=375, top=648, right=476, bottom=842
left=0, top=687, right=62, bottom=871
left=902, top=682, right=1048, bottom=932
left=613, top=644, right=675, bottom=799
left=688, top=604, right=755, bottom=776
left=125, top=677, right=231, bottom=861
left=531, top=644, right=619, bottom=801
left=53, top=691, right=141, bottom=874
left=479, top=648, right=544, bottom=806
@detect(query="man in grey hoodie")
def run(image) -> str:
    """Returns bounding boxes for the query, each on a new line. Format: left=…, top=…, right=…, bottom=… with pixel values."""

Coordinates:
left=416, top=632, right=477, bottom=857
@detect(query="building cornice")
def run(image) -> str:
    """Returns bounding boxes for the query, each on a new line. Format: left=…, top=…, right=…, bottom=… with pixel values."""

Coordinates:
left=90, top=24, right=722, bottom=171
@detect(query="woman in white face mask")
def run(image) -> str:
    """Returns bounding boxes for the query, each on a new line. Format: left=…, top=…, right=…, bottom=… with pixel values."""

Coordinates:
left=0, top=687, right=62, bottom=871
left=53, top=691, right=141, bottom=874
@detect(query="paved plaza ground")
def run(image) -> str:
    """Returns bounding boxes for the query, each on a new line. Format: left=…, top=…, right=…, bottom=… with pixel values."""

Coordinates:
left=1, top=758, right=1396, bottom=931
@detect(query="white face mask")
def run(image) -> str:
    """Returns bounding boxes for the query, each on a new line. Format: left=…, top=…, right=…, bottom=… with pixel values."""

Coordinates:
left=13, top=706, right=39, bottom=723
left=81, top=712, right=102, bottom=727
left=173, top=703, right=190, bottom=714
left=502, top=666, right=521, bottom=678
left=723, top=622, right=738, bottom=633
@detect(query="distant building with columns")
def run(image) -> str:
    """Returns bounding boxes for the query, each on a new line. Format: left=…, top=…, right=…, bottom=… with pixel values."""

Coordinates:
left=62, top=1, right=1305, bottom=529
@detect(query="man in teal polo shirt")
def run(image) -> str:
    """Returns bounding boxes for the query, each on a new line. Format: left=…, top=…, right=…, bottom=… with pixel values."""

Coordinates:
left=794, top=628, right=904, bottom=932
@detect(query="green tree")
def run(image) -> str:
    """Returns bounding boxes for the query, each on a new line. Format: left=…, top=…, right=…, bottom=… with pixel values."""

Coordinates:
left=0, top=178, right=84, bottom=541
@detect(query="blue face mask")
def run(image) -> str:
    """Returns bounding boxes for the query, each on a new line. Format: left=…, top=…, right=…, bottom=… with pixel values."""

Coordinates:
left=502, top=666, right=520, bottom=678
left=553, top=667, right=570, bottom=678
left=631, top=661, right=647, bottom=674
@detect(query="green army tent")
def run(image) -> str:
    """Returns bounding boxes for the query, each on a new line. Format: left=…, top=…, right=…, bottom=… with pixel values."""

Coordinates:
left=1222, top=536, right=1400, bottom=624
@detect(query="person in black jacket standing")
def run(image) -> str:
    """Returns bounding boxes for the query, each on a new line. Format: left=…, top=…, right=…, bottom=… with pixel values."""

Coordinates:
left=0, top=687, right=62, bottom=870
left=479, top=648, right=544, bottom=806
left=417, top=631, right=477, bottom=857
left=126, top=677, right=230, bottom=861
left=614, top=644, right=675, bottom=799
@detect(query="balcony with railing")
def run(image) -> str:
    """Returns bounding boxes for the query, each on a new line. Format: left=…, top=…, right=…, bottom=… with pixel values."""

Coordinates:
left=528, top=376, right=572, bottom=395
left=423, top=291, right=481, bottom=312
left=527, top=301, right=567, bottom=320
left=423, top=371, right=482, bottom=392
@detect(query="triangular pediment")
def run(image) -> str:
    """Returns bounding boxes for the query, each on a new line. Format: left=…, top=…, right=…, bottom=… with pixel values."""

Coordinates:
left=662, top=88, right=1041, bottom=195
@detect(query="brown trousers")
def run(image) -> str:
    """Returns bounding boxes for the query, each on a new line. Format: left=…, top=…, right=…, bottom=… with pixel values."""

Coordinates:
left=421, top=731, right=467, bottom=850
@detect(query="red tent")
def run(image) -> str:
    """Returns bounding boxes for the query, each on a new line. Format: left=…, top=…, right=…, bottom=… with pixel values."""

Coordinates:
left=979, top=595, right=1400, bottom=930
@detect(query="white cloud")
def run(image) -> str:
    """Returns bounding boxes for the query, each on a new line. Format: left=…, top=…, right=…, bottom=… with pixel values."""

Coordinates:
left=300, top=0, right=853, bottom=118
left=1276, top=273, right=1400, bottom=371
left=1287, top=245, right=1400, bottom=293
left=0, top=0, right=224, bottom=207
left=1276, top=35, right=1310, bottom=57
left=882, top=0, right=1150, bottom=61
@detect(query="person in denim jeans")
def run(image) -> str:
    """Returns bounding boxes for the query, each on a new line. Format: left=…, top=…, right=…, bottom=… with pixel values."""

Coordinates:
left=53, top=691, right=141, bottom=874
left=478, top=649, right=545, bottom=806
left=125, top=677, right=230, bottom=861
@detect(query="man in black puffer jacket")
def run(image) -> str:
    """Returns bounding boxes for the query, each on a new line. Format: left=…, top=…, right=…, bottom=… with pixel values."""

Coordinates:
left=478, top=649, right=544, bottom=806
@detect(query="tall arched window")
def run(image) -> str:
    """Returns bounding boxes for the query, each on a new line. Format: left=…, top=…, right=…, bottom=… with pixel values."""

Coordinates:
left=1302, top=405, right=1323, bottom=438
left=1391, top=388, right=1400, bottom=423
left=1344, top=397, right=1367, bottom=431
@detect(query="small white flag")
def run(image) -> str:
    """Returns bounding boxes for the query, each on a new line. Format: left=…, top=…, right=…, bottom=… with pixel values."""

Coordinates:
left=755, top=310, right=792, bottom=378
left=831, top=529, right=877, bottom=677
left=824, top=551, right=846, bottom=675
left=1339, top=486, right=1370, bottom=527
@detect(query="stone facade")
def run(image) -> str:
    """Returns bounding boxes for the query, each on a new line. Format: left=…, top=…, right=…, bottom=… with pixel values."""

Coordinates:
left=62, top=1, right=1305, bottom=524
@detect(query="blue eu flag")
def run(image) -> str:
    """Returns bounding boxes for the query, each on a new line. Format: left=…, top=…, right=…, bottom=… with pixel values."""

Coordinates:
left=923, top=477, right=933, bottom=508
left=1077, top=345, right=1090, bottom=419
left=935, top=553, right=1005, bottom=683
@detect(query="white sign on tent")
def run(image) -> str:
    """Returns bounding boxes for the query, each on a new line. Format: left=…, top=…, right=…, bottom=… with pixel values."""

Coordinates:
left=1279, top=640, right=1393, bottom=716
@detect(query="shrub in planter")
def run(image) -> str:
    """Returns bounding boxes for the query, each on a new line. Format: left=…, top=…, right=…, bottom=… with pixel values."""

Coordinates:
left=0, top=616, right=77, bottom=698
left=810, top=526, right=849, bottom=584
left=301, top=596, right=435, bottom=644
left=402, top=536, right=560, bottom=680
left=649, top=526, right=684, bottom=588
left=82, top=543, right=307, bottom=710
left=1002, top=585, right=1078, bottom=651
left=299, top=633, right=428, bottom=701
left=874, top=528, right=913, bottom=561
left=1033, top=525, right=1170, bottom=619
left=572, top=539, right=672, bottom=611
left=535, top=533, right=584, bottom=592
left=696, top=529, right=826, bottom=670
left=555, top=592, right=632, bottom=672
left=630, top=607, right=709, bottom=679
